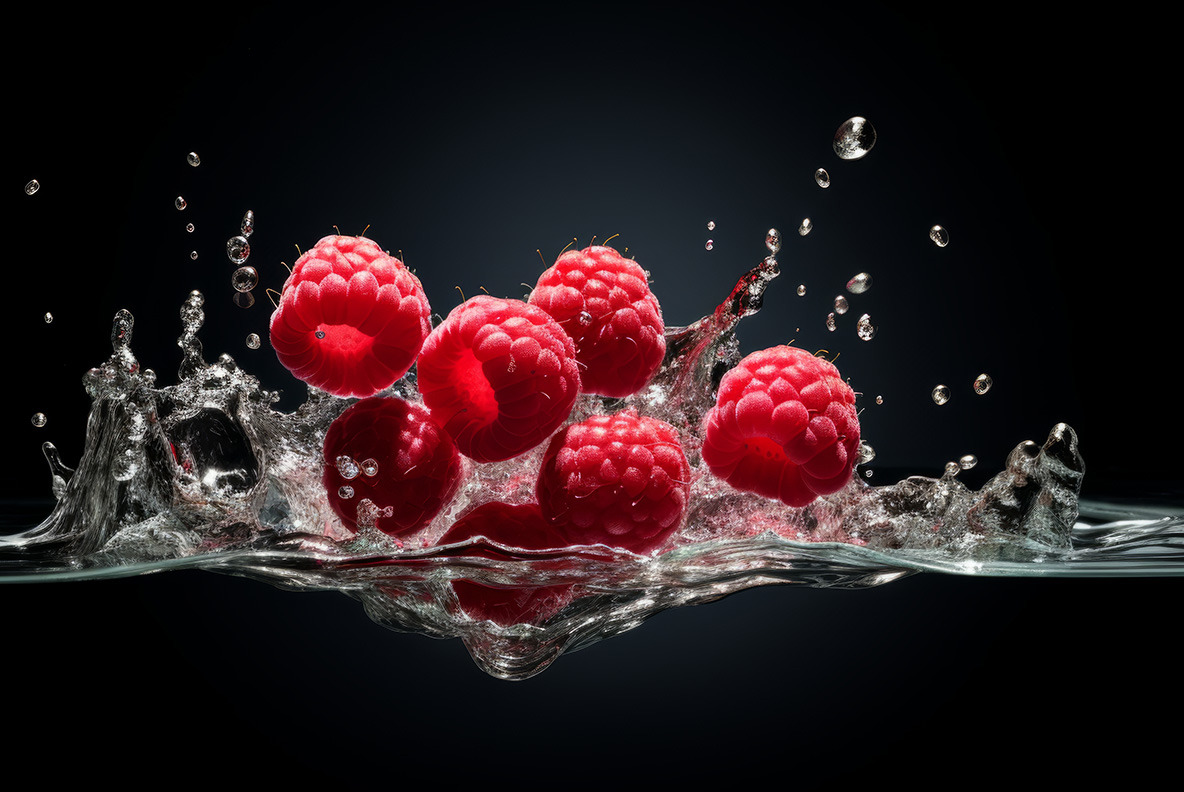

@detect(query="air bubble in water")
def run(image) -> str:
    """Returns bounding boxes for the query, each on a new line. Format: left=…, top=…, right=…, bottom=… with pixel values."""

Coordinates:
left=815, top=168, right=830, bottom=188
left=959, top=454, right=978, bottom=470
left=246, top=333, right=261, bottom=350
left=705, top=239, right=713, bottom=251
left=233, top=291, right=254, bottom=309
left=190, top=251, right=198, bottom=260
left=931, top=385, right=950, bottom=405
left=858, top=442, right=875, bottom=464
left=31, top=412, right=47, bottom=428
left=360, top=458, right=379, bottom=477
left=796, top=284, right=806, bottom=296
left=227, top=236, right=250, bottom=264
left=232, top=266, right=258, bottom=293
left=834, top=295, right=849, bottom=314
left=707, top=220, right=715, bottom=231
left=175, top=196, right=187, bottom=210
left=25, top=179, right=40, bottom=195
left=856, top=313, right=875, bottom=340
left=338, top=486, right=355, bottom=499
left=798, top=218, right=812, bottom=236
left=832, top=117, right=876, bottom=160
left=336, top=455, right=360, bottom=479
left=929, top=225, right=949, bottom=247
left=187, top=152, right=201, bottom=167
left=765, top=228, right=781, bottom=253
left=826, top=312, right=836, bottom=332
left=846, top=272, right=871, bottom=294
left=241, top=210, right=255, bottom=237
left=43, top=312, right=53, bottom=324
left=973, top=373, right=993, bottom=395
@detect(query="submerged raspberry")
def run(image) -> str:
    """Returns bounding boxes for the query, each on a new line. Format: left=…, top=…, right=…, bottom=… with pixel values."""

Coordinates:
left=528, top=245, right=665, bottom=398
left=416, top=295, right=581, bottom=463
left=701, top=345, right=860, bottom=507
left=536, top=408, right=690, bottom=554
left=270, top=235, right=431, bottom=398
left=322, top=397, right=461, bottom=536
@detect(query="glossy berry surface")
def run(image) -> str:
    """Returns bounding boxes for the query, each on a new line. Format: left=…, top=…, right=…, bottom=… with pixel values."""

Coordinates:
left=701, top=345, right=860, bottom=507
left=416, top=295, right=581, bottom=463
left=536, top=408, right=690, bottom=554
left=270, top=235, right=431, bottom=398
left=528, top=245, right=665, bottom=398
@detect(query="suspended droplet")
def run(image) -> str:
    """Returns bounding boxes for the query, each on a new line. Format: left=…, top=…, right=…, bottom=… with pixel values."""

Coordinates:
left=227, top=235, right=250, bottom=264
left=846, top=272, right=872, bottom=294
left=814, top=168, right=830, bottom=188
left=360, top=458, right=379, bottom=477
left=826, top=312, right=836, bottom=332
left=245, top=333, right=261, bottom=350
left=959, top=454, right=978, bottom=470
left=864, top=469, right=874, bottom=478
left=231, top=266, right=258, bottom=293
left=705, top=239, right=713, bottom=250
left=857, top=442, right=875, bottom=464
left=186, top=222, right=195, bottom=233
left=834, top=295, right=849, bottom=314
left=856, top=313, right=876, bottom=341
left=232, top=291, right=255, bottom=309
left=765, top=228, right=781, bottom=253
left=43, top=312, right=53, bottom=324
left=336, top=455, right=360, bottom=479
left=175, top=196, right=187, bottom=210
left=973, top=373, right=993, bottom=395
left=832, top=116, right=877, bottom=160
left=187, top=152, right=201, bottom=167
left=190, top=251, right=198, bottom=260
left=929, top=225, right=949, bottom=247
left=25, top=179, right=40, bottom=196
left=931, top=384, right=951, bottom=405
left=338, top=485, right=355, bottom=499
left=945, top=461, right=961, bottom=476
left=577, top=310, right=593, bottom=326
left=241, top=210, right=255, bottom=237
left=707, top=220, right=716, bottom=231
left=875, top=395, right=883, bottom=405
left=796, top=284, right=807, bottom=296
left=798, top=218, right=812, bottom=236
left=315, top=330, right=326, bottom=339
left=31, top=412, right=47, bottom=428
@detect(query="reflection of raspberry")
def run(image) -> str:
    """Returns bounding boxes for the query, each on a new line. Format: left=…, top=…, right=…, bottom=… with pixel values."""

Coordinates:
left=701, top=346, right=860, bottom=507
left=528, top=245, right=665, bottom=398
left=537, top=409, right=690, bottom=554
left=322, top=397, right=461, bottom=536
left=437, top=501, right=573, bottom=626
left=270, top=235, right=431, bottom=398
left=416, top=295, right=581, bottom=463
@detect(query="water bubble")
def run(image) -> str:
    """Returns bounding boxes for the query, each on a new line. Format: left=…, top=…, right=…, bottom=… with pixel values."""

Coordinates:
left=814, top=168, right=830, bottom=188
left=945, top=461, right=961, bottom=477
left=241, top=210, right=255, bottom=237
left=245, top=333, right=261, bottom=350
left=929, top=225, right=949, bottom=247
left=315, top=330, right=326, bottom=339
left=231, top=266, right=259, bottom=293
left=796, top=284, right=806, bottom=297
left=864, top=469, right=874, bottom=478
left=175, top=196, right=187, bottom=210
left=959, top=454, right=978, bottom=470
left=858, top=442, right=875, bottom=464
left=577, top=311, right=593, bottom=327
left=336, top=455, right=360, bottom=479
left=31, top=412, right=47, bottom=428
left=875, top=395, right=883, bottom=405
left=187, top=152, right=201, bottom=167
left=765, top=228, right=781, bottom=253
left=338, top=485, right=355, bottom=499
left=798, top=218, right=812, bottom=236
left=832, top=116, right=877, bottom=160
left=232, top=291, right=255, bottom=309
left=707, top=220, right=715, bottom=231
left=834, top=295, right=849, bottom=315
left=856, top=313, right=876, bottom=341
left=25, top=179, right=40, bottom=196
left=186, top=223, right=195, bottom=233
left=360, top=458, right=379, bottom=477
left=43, top=312, right=53, bottom=324
left=705, top=239, right=713, bottom=251
left=973, top=373, right=993, bottom=395
left=190, top=251, right=198, bottom=260
left=826, top=312, right=836, bottom=332
left=931, top=385, right=950, bottom=405
left=227, top=235, right=250, bottom=264
left=846, top=272, right=872, bottom=294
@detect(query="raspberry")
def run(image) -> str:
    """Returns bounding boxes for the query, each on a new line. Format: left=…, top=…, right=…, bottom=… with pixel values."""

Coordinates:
left=270, top=235, right=431, bottom=398
left=536, top=408, right=690, bottom=554
left=437, top=501, right=573, bottom=626
left=528, top=245, right=665, bottom=398
left=701, top=345, right=860, bottom=507
left=416, top=295, right=581, bottom=463
left=322, top=396, right=461, bottom=536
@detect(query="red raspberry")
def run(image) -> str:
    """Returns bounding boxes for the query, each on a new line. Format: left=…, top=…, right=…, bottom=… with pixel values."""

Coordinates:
left=416, top=295, right=581, bottom=463
left=270, top=235, right=431, bottom=398
left=437, top=501, right=573, bottom=626
left=528, top=245, right=665, bottom=398
left=322, top=396, right=461, bottom=537
left=701, top=346, right=860, bottom=507
left=536, top=408, right=690, bottom=554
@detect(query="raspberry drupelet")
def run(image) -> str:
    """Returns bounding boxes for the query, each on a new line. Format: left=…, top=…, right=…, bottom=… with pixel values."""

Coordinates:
left=701, top=345, right=860, bottom=507
left=528, top=245, right=665, bottom=398
left=270, top=235, right=431, bottom=398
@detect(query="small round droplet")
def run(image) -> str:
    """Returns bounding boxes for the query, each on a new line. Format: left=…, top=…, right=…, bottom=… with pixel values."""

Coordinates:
left=846, top=272, right=872, bottom=294
left=338, top=485, right=355, bottom=500
left=945, top=461, right=961, bottom=476
left=25, top=179, right=40, bottom=196
left=929, top=225, right=949, bottom=247
left=875, top=395, right=883, bottom=405
left=798, top=218, right=812, bottom=236
left=227, top=235, right=250, bottom=264
left=577, top=310, right=593, bottom=326
left=175, top=196, right=187, bottom=210
left=190, top=251, right=198, bottom=260
left=186, top=222, right=195, bottom=233
left=765, top=228, right=781, bottom=253
left=707, top=220, right=716, bottom=231
left=973, top=373, right=993, bottom=395
left=856, top=313, right=876, bottom=341
left=796, top=284, right=807, bottom=297
left=832, top=116, right=877, bottom=160
left=834, top=295, right=849, bottom=314
left=231, top=266, right=258, bottom=293
left=826, top=312, right=836, bottom=332
left=705, top=239, right=714, bottom=250
left=864, top=469, right=874, bottom=479
left=336, top=455, right=360, bottom=479
left=245, top=333, right=261, bottom=350
left=814, top=168, right=830, bottom=188
left=315, top=330, right=326, bottom=339
left=360, top=458, right=379, bottom=477
left=959, top=454, right=978, bottom=470
left=43, top=312, right=53, bottom=324
left=931, top=385, right=951, bottom=405
left=857, top=442, right=876, bottom=464
left=187, top=152, right=201, bottom=167
left=232, top=291, right=255, bottom=309
left=31, top=412, right=47, bottom=428
left=241, top=210, right=255, bottom=237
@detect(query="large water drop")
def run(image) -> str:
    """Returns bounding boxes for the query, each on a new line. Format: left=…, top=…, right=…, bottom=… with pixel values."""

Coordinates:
left=846, top=272, right=872, bottom=294
left=834, top=295, right=849, bottom=314
left=929, top=225, right=949, bottom=247
left=765, top=228, right=781, bottom=254
left=31, top=412, right=47, bottom=428
left=336, top=455, right=360, bottom=480
left=175, top=196, right=187, bottom=210
left=245, top=333, right=261, bottom=350
left=814, top=168, right=830, bottom=188
left=43, top=312, right=53, bottom=324
left=798, top=218, right=812, bottom=236
left=232, top=266, right=258, bottom=293
left=932, top=385, right=950, bottom=405
left=832, top=117, right=876, bottom=160
left=796, top=284, right=806, bottom=297
left=241, top=210, right=255, bottom=237
left=227, top=236, right=250, bottom=264
left=25, top=179, right=40, bottom=196
left=187, top=152, right=201, bottom=167
left=856, top=313, right=875, bottom=340
left=974, top=373, right=993, bottom=395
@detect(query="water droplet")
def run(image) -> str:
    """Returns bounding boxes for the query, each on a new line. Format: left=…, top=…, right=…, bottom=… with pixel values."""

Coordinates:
left=945, top=461, right=961, bottom=477
left=864, top=469, right=874, bottom=478
left=875, top=395, right=883, bottom=405
left=578, top=311, right=593, bottom=327
left=31, top=412, right=47, bottom=428
left=43, top=312, right=53, bottom=324
left=25, top=179, right=40, bottom=196
left=232, top=291, right=255, bottom=309
left=815, top=168, right=830, bottom=188
left=973, top=373, right=993, bottom=395
left=190, top=251, right=198, bottom=260
left=832, top=116, right=877, bottom=160
left=241, top=210, right=255, bottom=237
left=857, top=442, right=875, bottom=464
left=846, top=272, right=872, bottom=294
left=931, top=385, right=950, bottom=405
left=765, top=228, right=781, bottom=254
left=796, top=284, right=807, bottom=296
left=833, top=295, right=849, bottom=315
left=227, top=235, right=250, bottom=264
left=798, top=218, right=812, bottom=236
left=315, top=330, right=326, bottom=339
left=175, top=196, right=187, bottom=210
left=856, top=313, right=876, bottom=341
left=929, top=225, right=949, bottom=247
left=336, top=455, right=360, bottom=479
left=360, top=458, right=379, bottom=477
left=186, top=222, right=195, bottom=233
left=245, top=333, right=261, bottom=350
left=187, top=152, right=201, bottom=167
left=959, top=454, right=978, bottom=470
left=231, top=266, right=258, bottom=293
left=338, top=485, right=354, bottom=499
left=826, top=312, right=836, bottom=332
left=707, top=220, right=716, bottom=231
left=705, top=239, right=713, bottom=251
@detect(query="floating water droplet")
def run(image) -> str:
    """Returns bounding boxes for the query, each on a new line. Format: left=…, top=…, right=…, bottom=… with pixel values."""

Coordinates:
left=846, top=272, right=872, bottom=294
left=360, top=458, right=379, bottom=477
left=931, top=385, right=950, bottom=405
left=231, top=266, right=258, bottom=293
left=186, top=222, right=195, bottom=233
left=705, top=239, right=713, bottom=251
left=798, top=218, right=812, bottom=236
left=241, top=210, right=255, bottom=237
left=338, top=485, right=354, bottom=499
left=245, top=333, right=261, bottom=350
left=858, top=442, right=875, bottom=464
left=43, top=312, right=53, bottom=324
left=190, top=251, right=198, bottom=260
left=336, top=455, right=360, bottom=479
left=875, top=395, right=883, bottom=405
left=25, top=179, right=40, bottom=196
left=175, top=196, right=187, bottom=210
left=187, top=152, right=201, bottom=167
left=826, top=312, right=836, bottom=332
left=834, top=295, right=849, bottom=314
left=227, top=235, right=250, bottom=264
left=707, top=220, right=715, bottom=231
left=945, top=461, right=961, bottom=476
left=929, top=225, right=949, bottom=247
left=856, top=313, right=875, bottom=341
left=796, top=284, right=807, bottom=296
left=31, top=412, right=47, bottom=428
left=577, top=311, right=593, bottom=326
left=959, top=454, right=978, bottom=470
left=315, top=330, right=326, bottom=339
left=832, top=116, right=877, bottom=160
left=232, top=291, right=255, bottom=309
left=815, top=168, right=830, bottom=188
left=765, top=228, right=781, bottom=253
left=864, top=469, right=874, bottom=478
left=973, top=373, right=993, bottom=395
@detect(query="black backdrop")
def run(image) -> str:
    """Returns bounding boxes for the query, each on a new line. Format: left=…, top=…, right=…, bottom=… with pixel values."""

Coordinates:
left=3, top=2, right=1178, bottom=787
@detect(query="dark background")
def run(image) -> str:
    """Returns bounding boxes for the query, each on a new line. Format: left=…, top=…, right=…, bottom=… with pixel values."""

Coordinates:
left=2, top=2, right=1177, bottom=787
